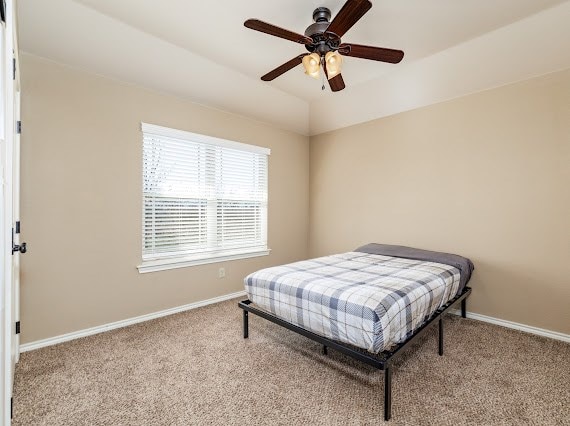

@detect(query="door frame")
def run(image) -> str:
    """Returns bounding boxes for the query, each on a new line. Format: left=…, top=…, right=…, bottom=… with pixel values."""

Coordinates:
left=12, top=84, right=19, bottom=366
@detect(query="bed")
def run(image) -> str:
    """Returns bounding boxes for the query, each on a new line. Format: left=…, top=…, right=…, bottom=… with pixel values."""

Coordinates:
left=239, top=243, right=474, bottom=421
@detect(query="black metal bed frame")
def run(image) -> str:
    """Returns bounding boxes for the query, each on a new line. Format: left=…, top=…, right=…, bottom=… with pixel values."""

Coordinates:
left=238, top=286, right=471, bottom=421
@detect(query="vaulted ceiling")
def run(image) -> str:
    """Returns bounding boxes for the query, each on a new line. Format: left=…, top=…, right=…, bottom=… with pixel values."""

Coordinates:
left=17, top=0, right=570, bottom=135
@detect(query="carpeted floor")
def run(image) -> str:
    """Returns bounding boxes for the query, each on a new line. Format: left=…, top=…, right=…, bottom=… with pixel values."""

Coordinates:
left=13, top=298, right=570, bottom=426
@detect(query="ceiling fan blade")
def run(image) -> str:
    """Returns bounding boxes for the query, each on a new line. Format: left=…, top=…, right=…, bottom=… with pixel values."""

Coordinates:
left=244, top=19, right=313, bottom=45
left=326, top=0, right=372, bottom=38
left=323, top=63, right=346, bottom=92
left=261, top=54, right=308, bottom=81
left=339, top=43, right=404, bottom=63
left=328, top=73, right=346, bottom=92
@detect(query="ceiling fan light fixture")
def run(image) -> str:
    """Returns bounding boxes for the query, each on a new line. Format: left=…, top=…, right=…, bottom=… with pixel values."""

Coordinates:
left=325, top=51, right=343, bottom=79
left=302, top=52, right=321, bottom=79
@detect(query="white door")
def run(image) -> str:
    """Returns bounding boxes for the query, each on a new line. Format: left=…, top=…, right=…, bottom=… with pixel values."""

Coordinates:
left=1, top=1, right=19, bottom=424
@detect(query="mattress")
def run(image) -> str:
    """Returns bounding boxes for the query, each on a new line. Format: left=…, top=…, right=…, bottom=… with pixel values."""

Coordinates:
left=244, top=251, right=464, bottom=353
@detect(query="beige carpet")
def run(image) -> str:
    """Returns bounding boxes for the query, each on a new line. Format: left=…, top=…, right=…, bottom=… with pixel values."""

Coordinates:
left=13, top=298, right=570, bottom=425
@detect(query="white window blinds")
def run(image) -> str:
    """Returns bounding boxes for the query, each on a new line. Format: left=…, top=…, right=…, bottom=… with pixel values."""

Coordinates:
left=141, top=123, right=269, bottom=268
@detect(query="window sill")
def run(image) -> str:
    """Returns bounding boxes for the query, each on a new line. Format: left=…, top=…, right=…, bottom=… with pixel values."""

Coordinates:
left=137, top=248, right=271, bottom=274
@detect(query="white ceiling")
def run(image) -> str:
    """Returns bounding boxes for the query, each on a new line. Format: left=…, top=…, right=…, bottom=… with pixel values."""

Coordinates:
left=74, top=0, right=566, bottom=101
left=17, top=0, right=570, bottom=135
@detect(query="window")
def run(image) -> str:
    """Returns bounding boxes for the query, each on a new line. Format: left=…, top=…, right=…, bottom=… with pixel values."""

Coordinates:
left=138, top=123, right=270, bottom=273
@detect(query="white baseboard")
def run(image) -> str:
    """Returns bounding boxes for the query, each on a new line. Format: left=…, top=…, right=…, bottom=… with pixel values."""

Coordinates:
left=20, top=290, right=247, bottom=353
left=450, top=309, right=570, bottom=343
left=20, top=293, right=569, bottom=353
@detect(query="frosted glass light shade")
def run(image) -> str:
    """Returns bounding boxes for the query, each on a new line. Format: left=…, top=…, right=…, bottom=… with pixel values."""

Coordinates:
left=325, top=51, right=343, bottom=79
left=302, top=53, right=321, bottom=79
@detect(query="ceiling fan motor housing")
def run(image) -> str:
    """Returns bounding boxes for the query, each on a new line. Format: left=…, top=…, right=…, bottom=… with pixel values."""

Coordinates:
left=304, top=7, right=340, bottom=55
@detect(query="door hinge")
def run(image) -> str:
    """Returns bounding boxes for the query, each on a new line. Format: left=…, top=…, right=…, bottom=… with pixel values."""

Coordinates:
left=17, top=120, right=21, bottom=134
left=15, top=321, right=20, bottom=334
left=0, top=1, right=5, bottom=24
left=15, top=221, right=20, bottom=234
left=12, top=57, right=16, bottom=80
left=11, top=397, right=13, bottom=419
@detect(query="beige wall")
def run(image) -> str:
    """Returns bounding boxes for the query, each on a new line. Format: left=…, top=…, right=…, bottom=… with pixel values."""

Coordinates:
left=310, top=69, right=570, bottom=334
left=19, top=54, right=310, bottom=343
left=19, top=53, right=570, bottom=343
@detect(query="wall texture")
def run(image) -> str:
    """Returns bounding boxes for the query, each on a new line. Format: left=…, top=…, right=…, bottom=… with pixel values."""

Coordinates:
left=19, top=54, right=310, bottom=343
left=310, top=69, right=570, bottom=334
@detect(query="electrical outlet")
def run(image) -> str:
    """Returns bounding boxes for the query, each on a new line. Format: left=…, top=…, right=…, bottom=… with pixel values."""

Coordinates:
left=218, top=267, right=226, bottom=278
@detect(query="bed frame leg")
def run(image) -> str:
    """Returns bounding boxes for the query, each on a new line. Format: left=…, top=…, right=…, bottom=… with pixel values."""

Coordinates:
left=438, top=317, right=444, bottom=356
left=322, top=345, right=328, bottom=355
left=243, top=310, right=249, bottom=339
left=384, top=366, right=392, bottom=421
left=461, top=298, right=467, bottom=318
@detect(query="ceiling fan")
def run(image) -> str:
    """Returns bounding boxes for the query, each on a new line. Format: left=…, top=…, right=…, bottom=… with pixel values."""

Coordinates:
left=244, top=0, right=404, bottom=92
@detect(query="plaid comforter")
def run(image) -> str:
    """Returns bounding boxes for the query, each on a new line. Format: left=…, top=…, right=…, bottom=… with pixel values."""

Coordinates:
left=244, top=252, right=461, bottom=353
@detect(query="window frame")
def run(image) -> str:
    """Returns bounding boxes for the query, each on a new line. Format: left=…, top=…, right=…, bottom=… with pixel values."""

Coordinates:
left=137, top=123, right=270, bottom=274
